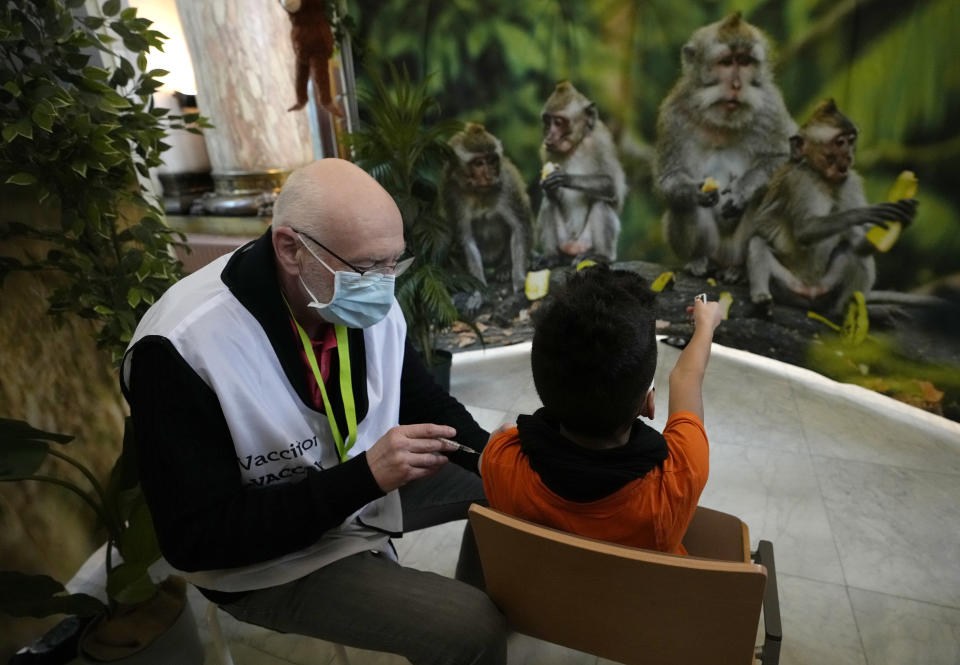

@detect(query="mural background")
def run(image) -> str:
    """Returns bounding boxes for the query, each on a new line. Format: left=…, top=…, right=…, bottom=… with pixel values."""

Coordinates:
left=351, top=0, right=960, bottom=291
left=2, top=1, right=958, bottom=657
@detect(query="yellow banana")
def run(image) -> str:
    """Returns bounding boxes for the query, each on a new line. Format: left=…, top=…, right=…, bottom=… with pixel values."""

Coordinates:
left=540, top=162, right=558, bottom=182
left=525, top=269, right=551, bottom=301
left=865, top=170, right=917, bottom=252
left=718, top=292, right=733, bottom=319
left=650, top=271, right=675, bottom=292
left=576, top=259, right=597, bottom=271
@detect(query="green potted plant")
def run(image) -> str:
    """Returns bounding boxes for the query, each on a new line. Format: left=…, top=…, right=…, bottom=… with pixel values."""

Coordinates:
left=0, top=418, right=202, bottom=663
left=0, top=1, right=208, bottom=661
left=0, top=0, right=209, bottom=363
left=348, top=61, right=482, bottom=387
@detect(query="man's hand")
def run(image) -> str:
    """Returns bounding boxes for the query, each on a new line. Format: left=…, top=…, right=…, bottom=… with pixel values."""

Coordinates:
left=366, top=424, right=460, bottom=493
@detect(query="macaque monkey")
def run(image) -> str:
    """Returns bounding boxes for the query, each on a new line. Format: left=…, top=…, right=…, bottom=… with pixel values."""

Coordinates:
left=538, top=81, right=626, bottom=262
left=656, top=12, right=794, bottom=281
left=442, top=123, right=533, bottom=293
left=746, top=100, right=918, bottom=314
left=280, top=0, right=342, bottom=117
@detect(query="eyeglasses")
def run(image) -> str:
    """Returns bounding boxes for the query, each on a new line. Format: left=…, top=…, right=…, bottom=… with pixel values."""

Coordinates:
left=291, top=227, right=415, bottom=277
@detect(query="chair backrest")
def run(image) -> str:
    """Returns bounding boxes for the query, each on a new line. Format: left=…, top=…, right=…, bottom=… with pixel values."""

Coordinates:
left=681, top=505, right=752, bottom=563
left=468, top=504, right=767, bottom=665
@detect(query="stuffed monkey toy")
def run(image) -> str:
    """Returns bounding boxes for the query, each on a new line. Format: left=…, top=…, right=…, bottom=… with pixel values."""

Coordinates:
left=280, top=0, right=341, bottom=115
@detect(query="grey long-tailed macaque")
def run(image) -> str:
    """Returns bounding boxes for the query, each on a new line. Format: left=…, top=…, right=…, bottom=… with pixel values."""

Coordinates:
left=656, top=12, right=794, bottom=281
left=442, top=123, right=532, bottom=293
left=746, top=100, right=917, bottom=314
left=537, top=81, right=626, bottom=262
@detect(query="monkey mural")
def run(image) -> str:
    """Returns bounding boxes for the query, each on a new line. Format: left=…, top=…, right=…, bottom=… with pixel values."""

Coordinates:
left=537, top=82, right=626, bottom=263
left=656, top=12, right=795, bottom=282
left=746, top=100, right=918, bottom=315
left=442, top=123, right=533, bottom=294
left=280, top=0, right=341, bottom=116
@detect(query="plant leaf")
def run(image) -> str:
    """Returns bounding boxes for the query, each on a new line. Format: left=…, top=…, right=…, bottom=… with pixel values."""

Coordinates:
left=102, top=0, right=121, bottom=17
left=0, top=438, right=48, bottom=478
left=2, top=117, right=33, bottom=142
left=5, top=172, right=37, bottom=186
left=106, top=562, right=156, bottom=606
left=0, top=418, right=73, bottom=445
left=117, top=498, right=160, bottom=566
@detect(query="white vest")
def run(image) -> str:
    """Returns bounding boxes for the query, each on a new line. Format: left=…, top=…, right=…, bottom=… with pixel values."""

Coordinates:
left=122, top=253, right=405, bottom=591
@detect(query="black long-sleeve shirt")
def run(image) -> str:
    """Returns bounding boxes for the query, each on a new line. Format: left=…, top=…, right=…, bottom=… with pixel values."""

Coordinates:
left=124, top=230, right=486, bottom=586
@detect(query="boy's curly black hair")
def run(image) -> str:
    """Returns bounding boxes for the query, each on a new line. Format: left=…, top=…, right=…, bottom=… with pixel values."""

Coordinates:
left=531, top=265, right=657, bottom=437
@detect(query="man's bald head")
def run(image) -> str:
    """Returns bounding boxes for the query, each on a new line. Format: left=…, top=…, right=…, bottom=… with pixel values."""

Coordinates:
left=273, top=158, right=402, bottom=249
left=271, top=159, right=406, bottom=325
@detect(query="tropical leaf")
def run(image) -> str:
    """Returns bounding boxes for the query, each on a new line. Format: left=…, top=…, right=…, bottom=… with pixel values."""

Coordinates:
left=0, top=418, right=74, bottom=478
left=494, top=23, right=546, bottom=74
left=779, top=0, right=821, bottom=38
left=720, top=0, right=773, bottom=20
left=799, top=0, right=959, bottom=146
left=351, top=59, right=481, bottom=360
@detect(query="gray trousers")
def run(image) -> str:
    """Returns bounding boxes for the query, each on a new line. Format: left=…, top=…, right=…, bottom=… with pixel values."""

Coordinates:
left=219, top=464, right=506, bottom=665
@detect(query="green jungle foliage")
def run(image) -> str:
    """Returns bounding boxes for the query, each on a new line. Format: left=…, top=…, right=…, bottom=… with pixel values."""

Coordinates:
left=807, top=334, right=960, bottom=422
left=0, top=0, right=210, bottom=363
left=0, top=417, right=160, bottom=618
left=350, top=0, right=960, bottom=291
left=0, top=0, right=209, bottom=629
left=347, top=63, right=480, bottom=364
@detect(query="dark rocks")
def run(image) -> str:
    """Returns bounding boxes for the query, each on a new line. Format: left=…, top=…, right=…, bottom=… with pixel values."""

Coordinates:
left=440, top=261, right=960, bottom=422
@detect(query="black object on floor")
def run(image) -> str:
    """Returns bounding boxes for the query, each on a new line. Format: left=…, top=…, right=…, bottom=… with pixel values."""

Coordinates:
left=8, top=615, right=93, bottom=665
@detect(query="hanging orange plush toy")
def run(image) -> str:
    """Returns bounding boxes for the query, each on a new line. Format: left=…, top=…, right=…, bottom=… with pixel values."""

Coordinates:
left=280, top=0, right=341, bottom=116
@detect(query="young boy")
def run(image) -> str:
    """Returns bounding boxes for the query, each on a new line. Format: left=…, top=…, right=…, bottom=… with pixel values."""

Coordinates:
left=480, top=265, right=723, bottom=554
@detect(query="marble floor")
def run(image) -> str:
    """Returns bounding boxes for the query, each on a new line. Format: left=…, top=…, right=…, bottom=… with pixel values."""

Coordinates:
left=65, top=340, right=960, bottom=665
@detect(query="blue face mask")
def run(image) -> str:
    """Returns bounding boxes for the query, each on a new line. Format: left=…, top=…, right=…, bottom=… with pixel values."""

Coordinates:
left=298, top=236, right=396, bottom=328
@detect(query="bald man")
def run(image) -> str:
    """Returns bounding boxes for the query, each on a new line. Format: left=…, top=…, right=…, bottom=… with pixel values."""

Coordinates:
left=121, top=159, right=507, bottom=664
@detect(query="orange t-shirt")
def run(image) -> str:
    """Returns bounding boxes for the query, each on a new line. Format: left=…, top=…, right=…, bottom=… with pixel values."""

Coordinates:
left=480, top=411, right=708, bottom=555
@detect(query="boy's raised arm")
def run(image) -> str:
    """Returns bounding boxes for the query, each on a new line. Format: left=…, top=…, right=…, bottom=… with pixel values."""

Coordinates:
left=668, top=297, right=724, bottom=421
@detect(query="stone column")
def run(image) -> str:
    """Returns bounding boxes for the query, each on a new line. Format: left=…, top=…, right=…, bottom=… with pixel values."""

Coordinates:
left=175, top=0, right=314, bottom=213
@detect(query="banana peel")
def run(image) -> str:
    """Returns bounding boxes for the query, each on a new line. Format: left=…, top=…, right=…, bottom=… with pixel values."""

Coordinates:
left=525, top=269, right=551, bottom=300
left=650, top=271, right=675, bottom=292
left=841, top=291, right=869, bottom=345
left=576, top=259, right=597, bottom=271
left=808, top=290, right=869, bottom=345
left=865, top=170, right=917, bottom=252
left=807, top=311, right=841, bottom=332
left=718, top=292, right=733, bottom=319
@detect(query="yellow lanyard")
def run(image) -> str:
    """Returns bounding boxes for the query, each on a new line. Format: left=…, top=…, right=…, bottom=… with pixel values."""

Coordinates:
left=284, top=300, right=358, bottom=463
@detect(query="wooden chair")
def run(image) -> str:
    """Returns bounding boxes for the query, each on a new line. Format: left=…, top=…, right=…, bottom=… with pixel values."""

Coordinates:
left=468, top=504, right=781, bottom=665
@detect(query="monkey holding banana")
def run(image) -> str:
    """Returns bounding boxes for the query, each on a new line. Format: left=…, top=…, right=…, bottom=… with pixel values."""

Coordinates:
left=442, top=123, right=533, bottom=294
left=537, top=81, right=626, bottom=263
left=656, top=12, right=795, bottom=282
left=746, top=100, right=918, bottom=315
